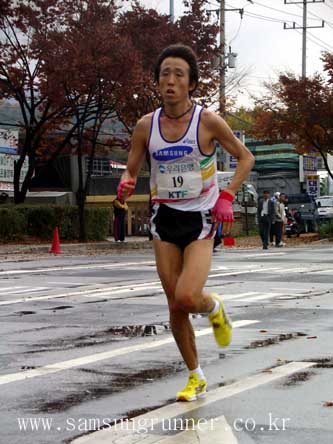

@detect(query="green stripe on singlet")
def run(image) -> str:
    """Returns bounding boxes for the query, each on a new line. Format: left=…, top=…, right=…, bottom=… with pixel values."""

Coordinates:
left=200, top=155, right=214, bottom=169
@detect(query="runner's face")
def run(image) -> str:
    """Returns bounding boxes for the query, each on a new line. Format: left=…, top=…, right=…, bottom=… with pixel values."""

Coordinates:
left=158, top=57, right=195, bottom=103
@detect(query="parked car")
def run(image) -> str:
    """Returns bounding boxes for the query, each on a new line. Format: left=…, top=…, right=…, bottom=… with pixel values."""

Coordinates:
left=315, top=196, right=333, bottom=220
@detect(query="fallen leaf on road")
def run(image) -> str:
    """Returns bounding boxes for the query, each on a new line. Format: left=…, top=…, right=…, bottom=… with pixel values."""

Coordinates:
left=260, top=329, right=268, bottom=333
left=323, top=401, right=333, bottom=407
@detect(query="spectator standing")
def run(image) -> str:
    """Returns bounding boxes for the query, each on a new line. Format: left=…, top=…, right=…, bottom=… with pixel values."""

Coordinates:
left=274, top=193, right=286, bottom=247
left=113, top=198, right=128, bottom=242
left=270, top=191, right=280, bottom=245
left=257, top=190, right=275, bottom=249
left=281, top=195, right=289, bottom=246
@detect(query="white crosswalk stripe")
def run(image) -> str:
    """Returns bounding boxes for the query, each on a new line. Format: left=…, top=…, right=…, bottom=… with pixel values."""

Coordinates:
left=0, top=286, right=26, bottom=293
left=71, top=361, right=316, bottom=444
left=0, top=261, right=156, bottom=276
left=0, top=320, right=258, bottom=386
left=0, top=266, right=282, bottom=306
left=0, top=286, right=49, bottom=295
left=0, top=284, right=316, bottom=307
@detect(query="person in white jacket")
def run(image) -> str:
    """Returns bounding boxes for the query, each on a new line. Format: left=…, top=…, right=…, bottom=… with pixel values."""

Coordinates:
left=274, top=193, right=286, bottom=247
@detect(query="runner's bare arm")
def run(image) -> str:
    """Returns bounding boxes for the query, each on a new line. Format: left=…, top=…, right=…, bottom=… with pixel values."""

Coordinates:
left=202, top=111, right=255, bottom=197
left=118, top=115, right=151, bottom=199
left=121, top=116, right=151, bottom=181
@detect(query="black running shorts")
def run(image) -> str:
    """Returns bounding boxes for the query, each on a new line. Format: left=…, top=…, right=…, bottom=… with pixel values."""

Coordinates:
left=149, top=203, right=215, bottom=250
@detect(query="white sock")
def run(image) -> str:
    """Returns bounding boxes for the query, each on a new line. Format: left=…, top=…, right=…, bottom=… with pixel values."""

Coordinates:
left=190, top=365, right=206, bottom=381
left=209, top=299, right=220, bottom=316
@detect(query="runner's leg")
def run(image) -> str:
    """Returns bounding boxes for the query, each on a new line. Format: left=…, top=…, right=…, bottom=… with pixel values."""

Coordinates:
left=153, top=239, right=199, bottom=371
left=175, top=239, right=215, bottom=315
left=176, top=239, right=232, bottom=348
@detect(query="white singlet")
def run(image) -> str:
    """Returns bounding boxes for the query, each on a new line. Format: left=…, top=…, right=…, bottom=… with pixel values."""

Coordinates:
left=148, top=104, right=219, bottom=212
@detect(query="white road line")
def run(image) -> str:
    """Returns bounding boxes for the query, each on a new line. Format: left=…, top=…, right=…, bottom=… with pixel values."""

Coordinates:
left=104, top=416, right=238, bottom=444
left=0, top=261, right=156, bottom=276
left=71, top=361, right=315, bottom=444
left=81, top=286, right=164, bottom=300
left=0, top=320, right=258, bottom=386
left=284, top=267, right=326, bottom=274
left=197, top=415, right=238, bottom=444
left=244, top=252, right=286, bottom=257
left=269, top=287, right=309, bottom=292
left=209, top=267, right=281, bottom=278
left=0, top=267, right=283, bottom=306
left=222, top=292, right=260, bottom=301
left=241, top=293, right=285, bottom=302
left=1, top=287, right=49, bottom=295
left=310, top=269, right=333, bottom=274
left=0, top=286, right=26, bottom=294
left=0, top=281, right=162, bottom=306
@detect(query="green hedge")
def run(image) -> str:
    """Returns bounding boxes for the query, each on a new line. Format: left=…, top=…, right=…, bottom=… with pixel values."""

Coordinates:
left=319, top=219, right=333, bottom=239
left=0, top=207, right=27, bottom=241
left=0, top=205, right=111, bottom=241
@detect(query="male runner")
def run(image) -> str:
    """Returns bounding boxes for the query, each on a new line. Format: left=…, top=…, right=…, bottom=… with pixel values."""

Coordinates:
left=117, top=44, right=254, bottom=401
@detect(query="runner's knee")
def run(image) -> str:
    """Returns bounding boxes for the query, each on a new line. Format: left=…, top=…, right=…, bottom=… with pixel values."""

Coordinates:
left=174, top=287, right=197, bottom=312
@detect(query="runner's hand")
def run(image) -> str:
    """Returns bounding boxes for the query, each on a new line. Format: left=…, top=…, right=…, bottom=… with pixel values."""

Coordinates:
left=211, top=190, right=234, bottom=233
left=117, top=179, right=135, bottom=202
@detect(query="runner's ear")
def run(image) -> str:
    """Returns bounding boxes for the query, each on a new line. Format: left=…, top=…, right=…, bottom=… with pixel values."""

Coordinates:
left=189, top=80, right=197, bottom=95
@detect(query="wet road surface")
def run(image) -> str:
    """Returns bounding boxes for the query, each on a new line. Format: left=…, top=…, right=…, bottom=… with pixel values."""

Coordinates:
left=0, top=245, right=333, bottom=443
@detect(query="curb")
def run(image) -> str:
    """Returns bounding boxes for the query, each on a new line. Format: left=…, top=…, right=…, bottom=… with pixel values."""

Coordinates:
left=0, top=240, right=153, bottom=256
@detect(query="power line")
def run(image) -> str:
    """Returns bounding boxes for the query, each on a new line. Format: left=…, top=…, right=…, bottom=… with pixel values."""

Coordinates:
left=295, top=3, right=333, bottom=26
left=229, top=15, right=243, bottom=43
left=243, top=11, right=292, bottom=23
left=307, top=30, right=333, bottom=50
left=295, top=28, right=333, bottom=51
left=284, top=0, right=325, bottom=78
left=242, top=3, right=333, bottom=36
left=206, top=0, right=220, bottom=7
left=252, top=0, right=304, bottom=18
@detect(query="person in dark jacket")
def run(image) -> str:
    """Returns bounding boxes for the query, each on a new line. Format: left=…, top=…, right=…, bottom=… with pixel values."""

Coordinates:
left=113, top=198, right=128, bottom=242
left=257, top=190, right=275, bottom=249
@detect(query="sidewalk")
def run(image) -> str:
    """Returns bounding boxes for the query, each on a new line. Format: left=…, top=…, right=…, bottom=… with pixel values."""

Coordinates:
left=0, top=236, right=151, bottom=258
left=0, top=233, right=327, bottom=260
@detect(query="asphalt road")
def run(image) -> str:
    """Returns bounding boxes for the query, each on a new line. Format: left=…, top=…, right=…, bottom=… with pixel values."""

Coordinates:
left=0, top=244, right=332, bottom=444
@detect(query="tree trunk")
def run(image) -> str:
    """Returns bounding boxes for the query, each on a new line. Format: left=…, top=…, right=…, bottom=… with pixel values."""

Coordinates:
left=317, top=148, right=333, bottom=181
left=76, top=187, right=86, bottom=242
left=76, top=144, right=86, bottom=242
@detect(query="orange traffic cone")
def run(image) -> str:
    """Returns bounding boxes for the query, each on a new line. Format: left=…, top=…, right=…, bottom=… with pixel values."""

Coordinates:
left=50, top=226, right=61, bottom=254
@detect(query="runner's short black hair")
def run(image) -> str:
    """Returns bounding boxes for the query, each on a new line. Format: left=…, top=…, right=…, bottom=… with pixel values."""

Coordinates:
left=154, top=44, right=199, bottom=95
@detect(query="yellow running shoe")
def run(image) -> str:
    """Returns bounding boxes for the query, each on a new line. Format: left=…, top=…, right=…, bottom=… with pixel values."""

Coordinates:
left=208, top=293, right=232, bottom=347
left=176, top=373, right=207, bottom=402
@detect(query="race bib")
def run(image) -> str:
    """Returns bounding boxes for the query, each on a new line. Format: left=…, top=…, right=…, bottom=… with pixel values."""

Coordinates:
left=156, top=160, right=202, bottom=200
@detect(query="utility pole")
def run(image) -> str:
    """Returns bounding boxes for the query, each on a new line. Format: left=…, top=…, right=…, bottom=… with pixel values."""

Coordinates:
left=170, top=0, right=174, bottom=23
left=284, top=0, right=325, bottom=78
left=207, top=1, right=250, bottom=114
left=220, top=0, right=226, bottom=114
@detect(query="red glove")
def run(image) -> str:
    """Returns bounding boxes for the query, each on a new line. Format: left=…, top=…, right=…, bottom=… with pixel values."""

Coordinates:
left=117, top=179, right=135, bottom=201
left=211, top=190, right=234, bottom=223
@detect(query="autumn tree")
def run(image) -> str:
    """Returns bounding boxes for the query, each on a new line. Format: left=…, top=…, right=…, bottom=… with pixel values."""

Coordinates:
left=39, top=0, right=142, bottom=240
left=0, top=0, right=78, bottom=203
left=115, top=0, right=220, bottom=132
left=250, top=52, right=333, bottom=180
left=225, top=107, right=255, bottom=132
